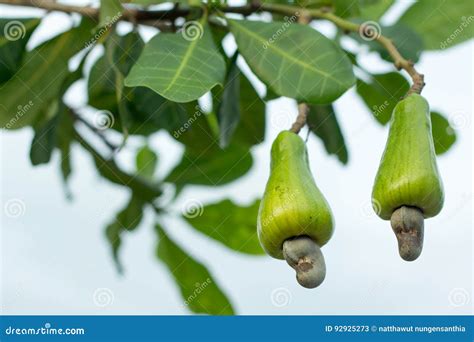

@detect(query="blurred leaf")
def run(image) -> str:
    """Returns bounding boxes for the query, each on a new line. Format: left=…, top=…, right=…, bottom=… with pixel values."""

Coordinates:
left=88, top=32, right=208, bottom=138
left=431, top=111, right=457, bottom=155
left=0, top=19, right=95, bottom=130
left=359, top=0, right=394, bottom=20
left=215, top=53, right=266, bottom=148
left=333, top=0, right=360, bottom=18
left=56, top=106, right=74, bottom=196
left=106, top=196, right=145, bottom=273
left=166, top=143, right=253, bottom=187
left=307, top=104, right=349, bottom=164
left=88, top=30, right=144, bottom=114
left=155, top=224, right=234, bottom=315
left=29, top=108, right=59, bottom=166
left=105, top=32, right=132, bottom=140
left=0, top=18, right=40, bottom=83
left=233, top=71, right=266, bottom=148
left=99, top=0, right=123, bottom=27
left=216, top=53, right=240, bottom=148
left=228, top=19, right=355, bottom=104
left=356, top=72, right=409, bottom=125
left=184, top=199, right=264, bottom=255
left=136, top=145, right=158, bottom=180
left=399, top=0, right=474, bottom=50
left=125, top=21, right=226, bottom=102
left=352, top=23, right=423, bottom=63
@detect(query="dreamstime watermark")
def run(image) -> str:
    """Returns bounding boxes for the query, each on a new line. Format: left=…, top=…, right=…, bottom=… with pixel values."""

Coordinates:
left=4, top=323, right=85, bottom=336
left=271, top=287, right=292, bottom=307
left=4, top=20, right=26, bottom=41
left=3, top=101, right=34, bottom=129
left=173, top=105, right=203, bottom=138
left=449, top=111, right=470, bottom=130
left=181, top=198, right=204, bottom=219
left=270, top=111, right=294, bottom=130
left=263, top=13, right=300, bottom=49
left=440, top=16, right=474, bottom=49
left=183, top=278, right=212, bottom=307
left=372, top=101, right=389, bottom=119
left=359, top=21, right=382, bottom=41
left=93, top=288, right=114, bottom=307
left=85, top=11, right=122, bottom=49
left=360, top=198, right=381, bottom=218
left=448, top=288, right=471, bottom=307
left=4, top=198, right=26, bottom=218
left=93, top=110, right=115, bottom=130
left=181, top=21, right=204, bottom=41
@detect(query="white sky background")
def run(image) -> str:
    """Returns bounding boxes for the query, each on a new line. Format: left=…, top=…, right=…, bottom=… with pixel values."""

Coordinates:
left=1, top=1, right=473, bottom=315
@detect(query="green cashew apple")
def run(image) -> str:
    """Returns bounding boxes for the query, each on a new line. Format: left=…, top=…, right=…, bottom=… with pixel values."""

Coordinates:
left=257, top=130, right=334, bottom=288
left=372, top=93, right=444, bottom=261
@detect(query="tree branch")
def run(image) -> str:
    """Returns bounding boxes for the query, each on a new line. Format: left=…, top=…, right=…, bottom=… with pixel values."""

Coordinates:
left=68, top=108, right=119, bottom=152
left=0, top=0, right=425, bottom=94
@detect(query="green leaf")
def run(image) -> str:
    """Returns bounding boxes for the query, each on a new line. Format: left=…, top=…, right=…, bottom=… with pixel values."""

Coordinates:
left=431, top=111, right=456, bottom=155
left=359, top=0, right=394, bottom=20
left=228, top=19, right=355, bottom=104
left=136, top=145, right=158, bottom=180
left=184, top=199, right=264, bottom=255
left=0, top=18, right=40, bottom=83
left=399, top=0, right=474, bottom=50
left=99, top=0, right=123, bottom=27
left=29, top=107, right=59, bottom=166
left=155, top=224, right=234, bottom=315
left=106, top=196, right=145, bottom=273
left=307, top=104, right=349, bottom=164
left=0, top=19, right=94, bottom=130
left=166, top=143, right=253, bottom=187
left=356, top=72, right=409, bottom=125
left=125, top=21, right=226, bottom=102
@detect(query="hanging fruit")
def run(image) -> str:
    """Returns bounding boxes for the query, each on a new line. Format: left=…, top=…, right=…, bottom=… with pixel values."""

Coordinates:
left=257, top=130, right=334, bottom=288
left=372, top=94, right=444, bottom=261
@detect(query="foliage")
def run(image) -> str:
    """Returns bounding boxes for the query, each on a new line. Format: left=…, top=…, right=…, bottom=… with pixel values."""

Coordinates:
left=0, top=0, right=472, bottom=314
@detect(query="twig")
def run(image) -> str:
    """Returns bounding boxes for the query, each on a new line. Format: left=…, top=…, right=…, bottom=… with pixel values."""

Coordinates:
left=68, top=108, right=118, bottom=152
left=290, top=103, right=310, bottom=134
left=290, top=11, right=312, bottom=134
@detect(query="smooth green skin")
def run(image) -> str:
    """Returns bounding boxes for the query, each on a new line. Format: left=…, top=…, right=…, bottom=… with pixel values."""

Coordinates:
left=257, top=131, right=334, bottom=259
left=372, top=94, right=444, bottom=220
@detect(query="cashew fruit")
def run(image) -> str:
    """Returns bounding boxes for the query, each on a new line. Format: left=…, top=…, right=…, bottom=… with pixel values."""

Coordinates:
left=257, top=130, right=334, bottom=288
left=372, top=94, right=444, bottom=260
